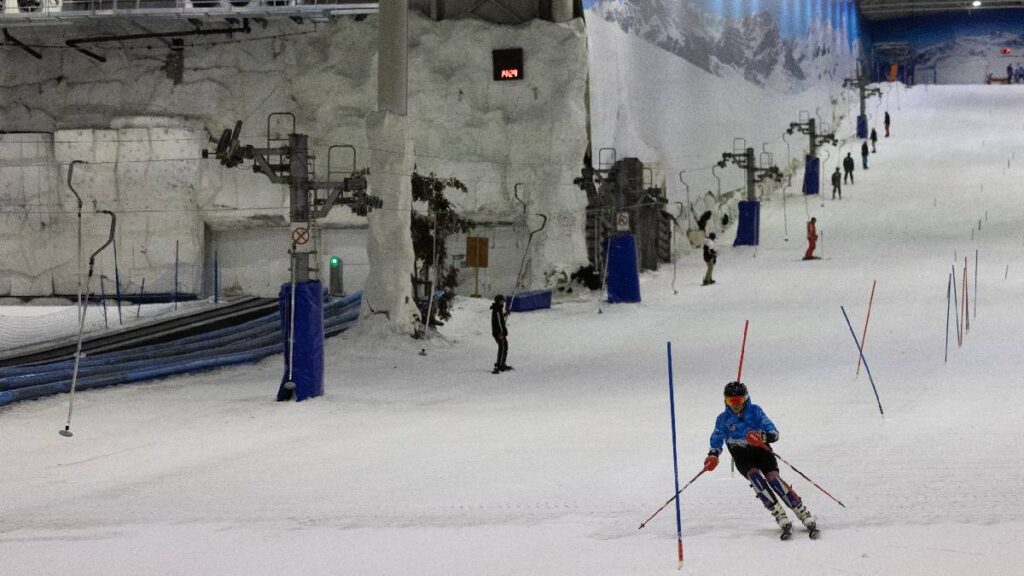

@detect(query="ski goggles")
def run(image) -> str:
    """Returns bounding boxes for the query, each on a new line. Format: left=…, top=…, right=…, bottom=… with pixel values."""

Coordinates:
left=724, top=395, right=747, bottom=408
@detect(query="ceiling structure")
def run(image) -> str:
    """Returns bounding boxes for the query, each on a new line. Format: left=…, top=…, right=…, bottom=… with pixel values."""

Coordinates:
left=860, top=0, right=1024, bottom=20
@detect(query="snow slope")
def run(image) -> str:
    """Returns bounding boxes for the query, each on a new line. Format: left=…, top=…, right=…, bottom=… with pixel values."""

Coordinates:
left=2, top=84, right=1023, bottom=574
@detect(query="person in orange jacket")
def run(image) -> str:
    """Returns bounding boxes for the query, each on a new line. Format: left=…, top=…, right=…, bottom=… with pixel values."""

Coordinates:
left=804, top=217, right=818, bottom=260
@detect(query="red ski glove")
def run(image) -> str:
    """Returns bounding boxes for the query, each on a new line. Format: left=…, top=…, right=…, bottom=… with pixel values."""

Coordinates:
left=746, top=430, right=768, bottom=449
left=703, top=454, right=719, bottom=471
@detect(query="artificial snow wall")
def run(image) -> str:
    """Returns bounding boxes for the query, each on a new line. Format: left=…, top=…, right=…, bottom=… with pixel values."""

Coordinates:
left=585, top=0, right=865, bottom=240
left=0, top=13, right=589, bottom=302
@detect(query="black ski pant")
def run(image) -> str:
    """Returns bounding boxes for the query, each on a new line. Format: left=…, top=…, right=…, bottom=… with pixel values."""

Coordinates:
left=494, top=335, right=508, bottom=368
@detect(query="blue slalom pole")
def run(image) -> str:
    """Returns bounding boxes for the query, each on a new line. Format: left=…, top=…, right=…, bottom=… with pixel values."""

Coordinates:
left=944, top=273, right=951, bottom=363
left=666, top=341, right=684, bottom=567
left=841, top=306, right=884, bottom=417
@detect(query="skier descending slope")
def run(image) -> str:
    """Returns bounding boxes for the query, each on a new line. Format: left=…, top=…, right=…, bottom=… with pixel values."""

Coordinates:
left=704, top=382, right=818, bottom=539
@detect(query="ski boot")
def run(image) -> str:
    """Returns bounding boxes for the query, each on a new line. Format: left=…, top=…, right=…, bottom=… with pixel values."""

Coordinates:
left=793, top=504, right=819, bottom=539
left=499, top=364, right=514, bottom=372
left=770, top=502, right=793, bottom=540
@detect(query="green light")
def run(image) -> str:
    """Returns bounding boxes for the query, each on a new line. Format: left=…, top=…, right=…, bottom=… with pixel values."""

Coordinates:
left=329, top=256, right=341, bottom=268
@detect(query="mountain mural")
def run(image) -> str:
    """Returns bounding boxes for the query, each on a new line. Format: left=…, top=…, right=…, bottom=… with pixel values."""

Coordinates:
left=590, top=0, right=855, bottom=91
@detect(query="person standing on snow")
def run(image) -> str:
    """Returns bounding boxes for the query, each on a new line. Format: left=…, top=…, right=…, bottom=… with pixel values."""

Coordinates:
left=870, top=128, right=878, bottom=153
left=842, top=152, right=855, bottom=184
left=861, top=141, right=870, bottom=170
left=702, top=381, right=817, bottom=538
left=831, top=167, right=842, bottom=200
left=804, top=217, right=818, bottom=260
left=702, top=232, right=718, bottom=286
left=490, top=294, right=511, bottom=374
left=884, top=111, right=891, bottom=137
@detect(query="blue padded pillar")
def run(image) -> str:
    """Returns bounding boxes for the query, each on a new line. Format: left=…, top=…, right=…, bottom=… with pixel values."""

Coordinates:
left=857, top=114, right=868, bottom=139
left=733, top=200, right=760, bottom=246
left=277, top=280, right=324, bottom=402
left=802, top=155, right=820, bottom=195
left=604, top=235, right=641, bottom=303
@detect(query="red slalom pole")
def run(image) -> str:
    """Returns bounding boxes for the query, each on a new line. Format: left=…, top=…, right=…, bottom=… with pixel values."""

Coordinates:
left=638, top=467, right=709, bottom=530
left=855, top=280, right=877, bottom=377
left=737, top=320, right=749, bottom=381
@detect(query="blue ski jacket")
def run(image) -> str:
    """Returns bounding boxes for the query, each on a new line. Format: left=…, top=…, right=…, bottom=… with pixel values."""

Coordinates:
left=708, top=400, right=779, bottom=455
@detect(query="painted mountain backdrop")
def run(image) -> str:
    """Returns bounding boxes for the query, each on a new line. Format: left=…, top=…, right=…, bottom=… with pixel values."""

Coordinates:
left=590, top=0, right=856, bottom=91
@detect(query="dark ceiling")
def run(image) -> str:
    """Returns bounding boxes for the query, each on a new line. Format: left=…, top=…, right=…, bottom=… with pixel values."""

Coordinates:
left=860, top=0, right=1024, bottom=21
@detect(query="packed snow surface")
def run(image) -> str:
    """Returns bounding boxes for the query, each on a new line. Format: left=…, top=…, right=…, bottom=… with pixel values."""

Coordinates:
left=2, top=84, right=1023, bottom=574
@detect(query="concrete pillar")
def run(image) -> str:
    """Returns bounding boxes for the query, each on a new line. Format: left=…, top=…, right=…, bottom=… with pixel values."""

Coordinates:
left=363, top=1, right=419, bottom=334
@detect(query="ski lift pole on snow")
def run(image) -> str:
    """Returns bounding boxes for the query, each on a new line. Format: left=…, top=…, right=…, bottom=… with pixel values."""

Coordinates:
left=67, top=160, right=86, bottom=323
left=508, top=213, right=547, bottom=312
left=60, top=209, right=117, bottom=438
left=668, top=202, right=685, bottom=295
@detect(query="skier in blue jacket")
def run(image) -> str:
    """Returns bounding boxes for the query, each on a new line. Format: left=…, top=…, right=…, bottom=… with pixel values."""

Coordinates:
left=702, top=381, right=817, bottom=536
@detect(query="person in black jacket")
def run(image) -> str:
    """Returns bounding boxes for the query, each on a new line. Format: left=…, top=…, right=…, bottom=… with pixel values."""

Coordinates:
left=702, top=232, right=718, bottom=286
left=842, top=153, right=855, bottom=184
left=490, top=295, right=511, bottom=373
left=861, top=141, right=870, bottom=169
left=884, top=111, right=891, bottom=137
left=870, top=128, right=878, bottom=153
left=831, top=167, right=842, bottom=200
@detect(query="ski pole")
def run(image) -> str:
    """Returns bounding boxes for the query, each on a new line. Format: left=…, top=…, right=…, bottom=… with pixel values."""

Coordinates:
left=746, top=433, right=845, bottom=508
left=772, top=449, right=846, bottom=509
left=638, top=467, right=708, bottom=530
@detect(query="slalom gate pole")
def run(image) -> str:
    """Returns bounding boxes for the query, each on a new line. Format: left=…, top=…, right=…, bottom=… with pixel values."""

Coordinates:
left=958, top=255, right=966, bottom=332
left=665, top=342, right=684, bottom=568
left=840, top=306, right=884, bottom=417
left=638, top=468, right=708, bottom=530
left=737, top=320, right=749, bottom=381
left=951, top=264, right=961, bottom=346
left=766, top=444, right=846, bottom=509
left=136, top=278, right=145, bottom=320
left=974, top=250, right=978, bottom=319
left=733, top=320, right=750, bottom=477
left=944, top=274, right=951, bottom=364
left=855, top=280, right=877, bottom=378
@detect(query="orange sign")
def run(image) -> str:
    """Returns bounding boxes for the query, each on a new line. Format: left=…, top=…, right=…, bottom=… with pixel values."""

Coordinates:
left=465, top=237, right=489, bottom=268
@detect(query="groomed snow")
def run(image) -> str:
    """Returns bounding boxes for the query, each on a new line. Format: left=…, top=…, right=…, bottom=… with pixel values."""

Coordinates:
left=2, top=84, right=1023, bottom=574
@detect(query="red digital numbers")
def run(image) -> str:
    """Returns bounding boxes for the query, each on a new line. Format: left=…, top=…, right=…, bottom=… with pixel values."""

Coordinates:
left=500, top=68, right=520, bottom=79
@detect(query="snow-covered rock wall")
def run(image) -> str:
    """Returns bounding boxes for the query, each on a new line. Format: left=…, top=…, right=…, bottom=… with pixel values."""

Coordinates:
left=586, top=0, right=864, bottom=243
left=0, top=13, right=589, bottom=300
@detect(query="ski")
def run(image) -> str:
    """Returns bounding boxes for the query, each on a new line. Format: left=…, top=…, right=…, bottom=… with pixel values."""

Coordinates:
left=780, top=526, right=793, bottom=540
left=808, top=526, right=820, bottom=539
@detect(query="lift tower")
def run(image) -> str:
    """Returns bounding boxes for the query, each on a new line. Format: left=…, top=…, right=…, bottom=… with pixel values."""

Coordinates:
left=787, top=115, right=837, bottom=195
left=843, top=65, right=883, bottom=139
left=209, top=115, right=381, bottom=401
left=716, top=145, right=783, bottom=246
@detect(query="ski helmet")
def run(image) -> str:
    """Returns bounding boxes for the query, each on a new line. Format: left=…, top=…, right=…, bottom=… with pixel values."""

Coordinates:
left=723, top=381, right=747, bottom=397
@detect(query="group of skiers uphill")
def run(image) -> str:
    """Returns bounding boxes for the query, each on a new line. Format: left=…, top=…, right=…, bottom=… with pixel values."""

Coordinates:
left=831, top=112, right=889, bottom=200
left=812, top=113, right=892, bottom=260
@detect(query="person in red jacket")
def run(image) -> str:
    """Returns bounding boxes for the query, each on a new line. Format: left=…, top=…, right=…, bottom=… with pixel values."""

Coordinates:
left=803, top=217, right=818, bottom=260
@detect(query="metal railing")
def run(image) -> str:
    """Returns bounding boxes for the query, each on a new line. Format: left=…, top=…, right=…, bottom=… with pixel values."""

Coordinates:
left=1, top=0, right=377, bottom=23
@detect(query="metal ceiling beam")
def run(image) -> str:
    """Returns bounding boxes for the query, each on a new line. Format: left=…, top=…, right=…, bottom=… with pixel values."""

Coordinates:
left=860, top=0, right=1024, bottom=21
